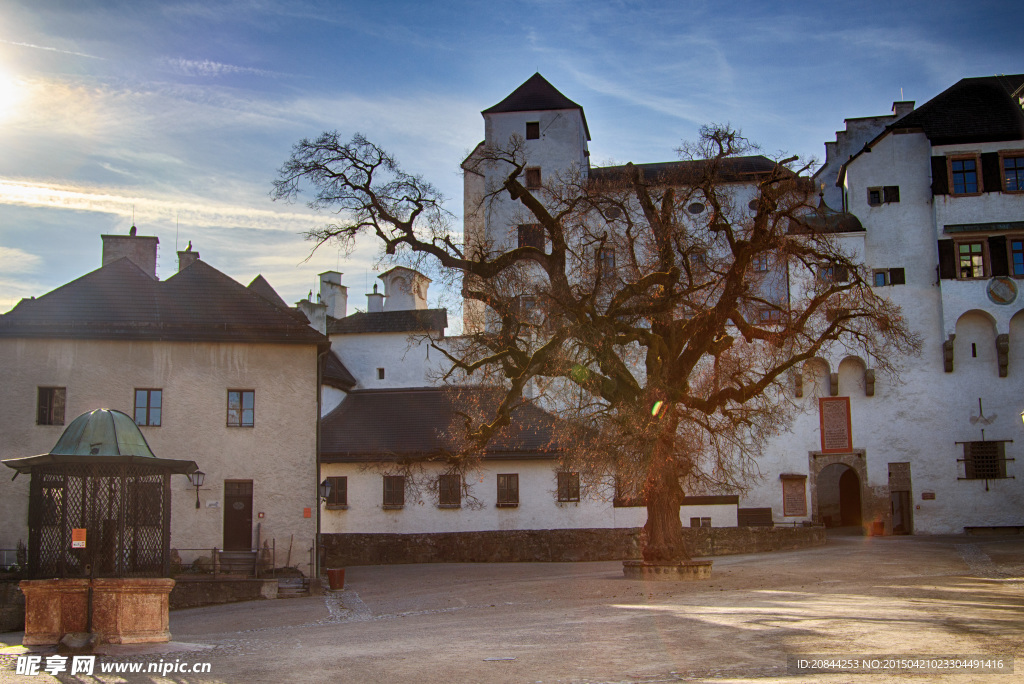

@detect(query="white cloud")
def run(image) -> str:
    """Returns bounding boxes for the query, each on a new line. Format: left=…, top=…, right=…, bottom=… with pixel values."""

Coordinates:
left=160, top=58, right=279, bottom=79
left=0, top=246, right=42, bottom=273
left=0, top=177, right=325, bottom=233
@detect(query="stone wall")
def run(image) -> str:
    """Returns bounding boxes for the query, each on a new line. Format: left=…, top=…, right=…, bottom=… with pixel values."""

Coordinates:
left=169, top=578, right=278, bottom=609
left=322, top=526, right=825, bottom=567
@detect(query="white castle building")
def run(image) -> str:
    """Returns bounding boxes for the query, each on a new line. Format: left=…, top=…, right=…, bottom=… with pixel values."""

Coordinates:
left=4, top=73, right=1022, bottom=574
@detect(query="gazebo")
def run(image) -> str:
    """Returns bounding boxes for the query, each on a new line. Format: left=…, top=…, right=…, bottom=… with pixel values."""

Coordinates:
left=3, top=408, right=197, bottom=645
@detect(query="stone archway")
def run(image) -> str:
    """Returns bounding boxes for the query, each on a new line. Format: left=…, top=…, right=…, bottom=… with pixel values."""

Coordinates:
left=809, top=450, right=869, bottom=529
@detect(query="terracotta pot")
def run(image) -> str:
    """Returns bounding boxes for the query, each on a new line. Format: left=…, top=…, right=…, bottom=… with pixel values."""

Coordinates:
left=326, top=568, right=345, bottom=591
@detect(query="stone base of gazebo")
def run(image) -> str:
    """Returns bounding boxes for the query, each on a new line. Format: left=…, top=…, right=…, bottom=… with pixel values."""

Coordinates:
left=622, top=559, right=713, bottom=581
left=20, top=578, right=175, bottom=645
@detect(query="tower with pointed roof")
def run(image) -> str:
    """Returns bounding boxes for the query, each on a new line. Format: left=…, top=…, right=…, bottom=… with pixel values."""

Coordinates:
left=463, top=73, right=592, bottom=330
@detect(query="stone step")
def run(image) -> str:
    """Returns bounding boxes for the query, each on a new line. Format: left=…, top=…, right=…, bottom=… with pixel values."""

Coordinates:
left=276, top=578, right=309, bottom=598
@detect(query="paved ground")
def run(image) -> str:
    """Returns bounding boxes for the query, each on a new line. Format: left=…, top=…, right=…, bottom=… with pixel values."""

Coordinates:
left=1, top=532, right=1022, bottom=683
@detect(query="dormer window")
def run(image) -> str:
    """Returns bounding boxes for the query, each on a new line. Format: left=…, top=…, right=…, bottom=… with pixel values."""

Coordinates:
left=526, top=121, right=540, bottom=140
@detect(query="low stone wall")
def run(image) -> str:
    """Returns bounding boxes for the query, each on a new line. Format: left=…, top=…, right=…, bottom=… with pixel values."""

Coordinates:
left=169, top=578, right=278, bottom=609
left=322, top=526, right=825, bottom=567
left=0, top=580, right=25, bottom=632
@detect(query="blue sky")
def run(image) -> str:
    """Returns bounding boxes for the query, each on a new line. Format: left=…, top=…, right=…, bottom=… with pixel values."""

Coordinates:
left=0, top=0, right=1020, bottom=317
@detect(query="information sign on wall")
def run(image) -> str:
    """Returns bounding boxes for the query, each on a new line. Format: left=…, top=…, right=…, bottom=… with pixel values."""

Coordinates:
left=780, top=474, right=807, bottom=516
left=819, top=397, right=852, bottom=453
left=71, top=528, right=86, bottom=549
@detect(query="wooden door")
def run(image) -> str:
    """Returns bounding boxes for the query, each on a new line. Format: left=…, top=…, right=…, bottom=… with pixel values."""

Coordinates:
left=223, top=480, right=253, bottom=550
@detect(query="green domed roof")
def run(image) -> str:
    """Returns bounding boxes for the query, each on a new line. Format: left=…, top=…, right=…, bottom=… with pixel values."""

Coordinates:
left=51, top=408, right=157, bottom=458
left=2, top=408, right=197, bottom=475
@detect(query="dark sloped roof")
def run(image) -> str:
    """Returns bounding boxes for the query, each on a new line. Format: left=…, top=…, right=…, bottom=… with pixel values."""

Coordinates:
left=323, top=350, right=357, bottom=390
left=321, top=387, right=567, bottom=461
left=327, top=308, right=447, bottom=335
left=482, top=73, right=591, bottom=140
left=589, top=156, right=781, bottom=185
left=788, top=196, right=865, bottom=234
left=887, top=74, right=1024, bottom=145
left=838, top=75, right=1024, bottom=186
left=0, top=257, right=328, bottom=346
left=248, top=274, right=290, bottom=309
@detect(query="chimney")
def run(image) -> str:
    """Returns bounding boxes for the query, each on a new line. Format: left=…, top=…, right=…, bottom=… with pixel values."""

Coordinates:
left=319, top=271, right=348, bottom=319
left=367, top=283, right=384, bottom=313
left=296, top=298, right=327, bottom=334
left=101, top=229, right=159, bottom=279
left=891, top=101, right=915, bottom=119
left=177, top=244, right=200, bottom=272
left=380, top=266, right=431, bottom=311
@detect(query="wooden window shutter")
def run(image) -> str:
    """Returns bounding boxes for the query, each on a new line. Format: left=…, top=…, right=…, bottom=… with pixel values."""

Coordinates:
left=981, top=152, right=1001, bottom=193
left=931, top=157, right=948, bottom=195
left=888, top=267, right=906, bottom=285
left=988, top=235, right=1009, bottom=276
left=937, top=240, right=956, bottom=279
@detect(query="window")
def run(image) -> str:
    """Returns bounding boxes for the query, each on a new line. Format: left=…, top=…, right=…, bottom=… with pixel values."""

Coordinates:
left=873, top=270, right=889, bottom=287
left=383, top=475, right=405, bottom=507
left=598, top=248, right=616, bottom=278
left=37, top=387, right=66, bottom=426
left=134, top=389, right=162, bottom=426
left=867, top=186, right=900, bottom=206
left=326, top=476, right=347, bottom=506
left=525, top=167, right=541, bottom=189
left=951, top=157, right=980, bottom=194
left=961, top=441, right=1009, bottom=480
left=377, top=368, right=385, bottom=380
left=1003, top=155, right=1024, bottom=192
left=1011, top=239, right=1024, bottom=276
left=226, top=390, right=254, bottom=427
left=525, top=121, right=540, bottom=140
left=751, top=255, right=769, bottom=272
left=517, top=223, right=544, bottom=250
left=557, top=472, right=580, bottom=502
left=817, top=263, right=849, bottom=282
left=496, top=473, right=519, bottom=507
left=613, top=478, right=644, bottom=507
left=957, top=241, right=986, bottom=279
left=438, top=474, right=461, bottom=507
left=757, top=306, right=785, bottom=323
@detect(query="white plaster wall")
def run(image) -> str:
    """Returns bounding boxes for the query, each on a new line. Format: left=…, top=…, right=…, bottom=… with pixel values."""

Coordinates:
left=745, top=129, right=1024, bottom=534
left=482, top=108, right=588, bottom=251
left=0, top=338, right=320, bottom=573
left=320, top=460, right=736, bottom=533
left=330, top=332, right=447, bottom=388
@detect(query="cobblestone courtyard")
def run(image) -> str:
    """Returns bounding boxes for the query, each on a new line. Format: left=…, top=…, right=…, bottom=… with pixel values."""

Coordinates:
left=2, top=533, right=1022, bottom=683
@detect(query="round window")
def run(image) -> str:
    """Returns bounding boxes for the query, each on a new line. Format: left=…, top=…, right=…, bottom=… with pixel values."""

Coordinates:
left=688, top=202, right=705, bottom=215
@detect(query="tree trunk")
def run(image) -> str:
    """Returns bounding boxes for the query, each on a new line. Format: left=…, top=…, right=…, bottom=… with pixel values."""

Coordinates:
left=640, top=424, right=689, bottom=563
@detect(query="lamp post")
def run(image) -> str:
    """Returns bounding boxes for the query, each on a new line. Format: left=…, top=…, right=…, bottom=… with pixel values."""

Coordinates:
left=190, top=470, right=205, bottom=509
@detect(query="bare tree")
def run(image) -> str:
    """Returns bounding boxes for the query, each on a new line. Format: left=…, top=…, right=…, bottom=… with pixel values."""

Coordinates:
left=273, top=127, right=920, bottom=564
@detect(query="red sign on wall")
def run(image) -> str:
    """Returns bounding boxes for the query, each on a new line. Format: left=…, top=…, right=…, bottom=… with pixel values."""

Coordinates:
left=819, top=397, right=852, bottom=453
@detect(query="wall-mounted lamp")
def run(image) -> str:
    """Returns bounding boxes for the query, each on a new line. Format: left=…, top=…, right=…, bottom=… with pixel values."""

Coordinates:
left=319, top=478, right=332, bottom=503
left=190, top=470, right=205, bottom=509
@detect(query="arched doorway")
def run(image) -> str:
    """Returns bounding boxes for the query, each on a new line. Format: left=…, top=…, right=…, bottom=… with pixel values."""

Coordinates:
left=817, top=463, right=863, bottom=527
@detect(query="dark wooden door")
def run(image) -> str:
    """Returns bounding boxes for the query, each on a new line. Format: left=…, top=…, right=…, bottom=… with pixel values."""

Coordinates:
left=223, top=480, right=253, bottom=550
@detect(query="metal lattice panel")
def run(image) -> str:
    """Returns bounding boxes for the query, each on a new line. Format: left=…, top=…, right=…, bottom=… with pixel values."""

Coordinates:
left=28, top=463, right=171, bottom=579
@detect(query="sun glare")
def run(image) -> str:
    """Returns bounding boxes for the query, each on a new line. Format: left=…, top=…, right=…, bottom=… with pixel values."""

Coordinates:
left=0, top=66, right=26, bottom=122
